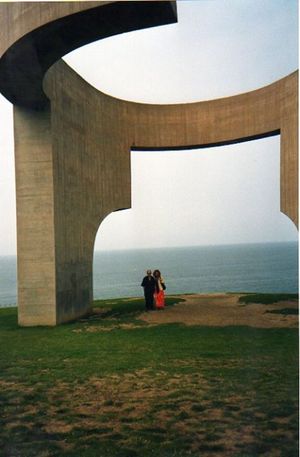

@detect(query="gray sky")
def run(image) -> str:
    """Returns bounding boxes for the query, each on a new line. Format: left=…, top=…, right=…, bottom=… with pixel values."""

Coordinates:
left=0, top=0, right=298, bottom=254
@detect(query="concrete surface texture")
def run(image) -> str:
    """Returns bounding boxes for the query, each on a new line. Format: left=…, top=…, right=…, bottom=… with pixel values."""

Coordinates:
left=0, top=2, right=298, bottom=326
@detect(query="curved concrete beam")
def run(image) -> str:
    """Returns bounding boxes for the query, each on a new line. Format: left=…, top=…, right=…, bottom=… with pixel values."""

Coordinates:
left=0, top=2, right=297, bottom=326
left=44, top=62, right=298, bottom=227
left=0, top=1, right=177, bottom=108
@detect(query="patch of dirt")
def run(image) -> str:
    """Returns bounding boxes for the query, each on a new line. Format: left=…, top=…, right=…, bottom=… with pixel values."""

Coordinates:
left=72, top=322, right=156, bottom=333
left=139, top=293, right=298, bottom=328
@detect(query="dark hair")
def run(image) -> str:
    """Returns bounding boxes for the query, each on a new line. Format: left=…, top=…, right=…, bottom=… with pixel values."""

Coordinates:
left=153, top=269, right=161, bottom=278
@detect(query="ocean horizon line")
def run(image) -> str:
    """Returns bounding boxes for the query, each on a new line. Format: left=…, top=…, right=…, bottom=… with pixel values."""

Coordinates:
left=0, top=240, right=297, bottom=258
left=94, top=240, right=298, bottom=254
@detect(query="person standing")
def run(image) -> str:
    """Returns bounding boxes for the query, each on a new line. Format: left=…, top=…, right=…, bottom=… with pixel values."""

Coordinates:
left=153, top=269, right=166, bottom=309
left=141, top=270, right=156, bottom=311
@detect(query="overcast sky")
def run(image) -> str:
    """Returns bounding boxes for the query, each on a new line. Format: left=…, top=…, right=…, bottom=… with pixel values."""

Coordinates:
left=0, top=0, right=298, bottom=255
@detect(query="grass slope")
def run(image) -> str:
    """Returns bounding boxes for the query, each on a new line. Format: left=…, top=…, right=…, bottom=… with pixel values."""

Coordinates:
left=0, top=295, right=298, bottom=457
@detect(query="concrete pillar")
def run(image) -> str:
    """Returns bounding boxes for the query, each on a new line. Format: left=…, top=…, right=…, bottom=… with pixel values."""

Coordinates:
left=14, top=105, right=57, bottom=325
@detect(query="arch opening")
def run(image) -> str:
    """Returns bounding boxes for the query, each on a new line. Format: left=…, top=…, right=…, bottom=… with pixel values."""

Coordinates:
left=93, top=135, right=298, bottom=300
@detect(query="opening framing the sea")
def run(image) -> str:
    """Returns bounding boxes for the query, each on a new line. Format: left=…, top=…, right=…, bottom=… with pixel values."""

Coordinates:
left=0, top=242, right=298, bottom=307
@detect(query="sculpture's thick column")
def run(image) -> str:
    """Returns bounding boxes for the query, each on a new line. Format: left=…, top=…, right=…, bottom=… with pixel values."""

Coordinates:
left=44, top=62, right=131, bottom=325
left=14, top=61, right=132, bottom=325
left=14, top=92, right=132, bottom=325
left=14, top=104, right=97, bottom=325
left=14, top=105, right=57, bottom=325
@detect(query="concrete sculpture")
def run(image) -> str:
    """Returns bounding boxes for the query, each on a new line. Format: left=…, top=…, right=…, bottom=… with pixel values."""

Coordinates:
left=0, top=2, right=297, bottom=326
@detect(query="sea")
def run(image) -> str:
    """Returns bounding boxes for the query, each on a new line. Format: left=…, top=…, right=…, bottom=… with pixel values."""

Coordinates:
left=0, top=242, right=298, bottom=307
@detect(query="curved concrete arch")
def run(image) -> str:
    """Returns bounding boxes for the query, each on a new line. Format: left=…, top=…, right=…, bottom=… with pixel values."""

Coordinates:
left=0, top=1, right=177, bottom=108
left=0, top=2, right=297, bottom=325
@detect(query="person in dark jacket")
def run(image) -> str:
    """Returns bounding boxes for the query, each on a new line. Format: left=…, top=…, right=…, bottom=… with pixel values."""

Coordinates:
left=141, top=269, right=156, bottom=311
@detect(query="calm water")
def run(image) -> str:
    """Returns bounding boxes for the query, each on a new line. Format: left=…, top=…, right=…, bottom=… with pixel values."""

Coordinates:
left=0, top=242, right=298, bottom=307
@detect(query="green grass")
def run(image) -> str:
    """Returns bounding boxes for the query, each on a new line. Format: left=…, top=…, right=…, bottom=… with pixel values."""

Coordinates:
left=238, top=293, right=298, bottom=305
left=0, top=295, right=298, bottom=457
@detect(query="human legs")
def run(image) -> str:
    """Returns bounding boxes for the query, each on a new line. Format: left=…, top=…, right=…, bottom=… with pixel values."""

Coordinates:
left=144, top=291, right=154, bottom=310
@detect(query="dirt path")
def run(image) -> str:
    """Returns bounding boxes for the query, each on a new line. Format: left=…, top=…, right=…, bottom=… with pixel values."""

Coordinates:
left=139, top=293, right=298, bottom=328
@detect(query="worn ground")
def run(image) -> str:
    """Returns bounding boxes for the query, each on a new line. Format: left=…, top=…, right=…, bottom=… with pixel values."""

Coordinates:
left=139, top=293, right=298, bottom=328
